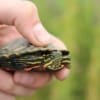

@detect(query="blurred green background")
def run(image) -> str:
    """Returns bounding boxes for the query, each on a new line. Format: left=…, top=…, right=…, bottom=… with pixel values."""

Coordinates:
left=17, top=0, right=100, bottom=100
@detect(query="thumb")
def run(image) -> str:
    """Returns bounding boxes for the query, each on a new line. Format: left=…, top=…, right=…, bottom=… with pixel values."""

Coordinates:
left=0, top=0, right=50, bottom=46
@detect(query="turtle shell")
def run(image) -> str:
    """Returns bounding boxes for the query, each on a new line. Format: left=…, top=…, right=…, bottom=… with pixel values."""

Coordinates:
left=0, top=38, right=71, bottom=71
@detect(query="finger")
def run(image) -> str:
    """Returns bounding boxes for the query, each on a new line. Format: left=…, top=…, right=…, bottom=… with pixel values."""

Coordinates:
left=0, top=0, right=51, bottom=46
left=14, top=71, right=52, bottom=89
left=0, top=70, right=34, bottom=96
left=0, top=92, right=15, bottom=100
left=50, top=35, right=67, bottom=50
left=54, top=68, right=70, bottom=81
left=8, top=85, right=34, bottom=96
left=0, top=25, right=22, bottom=47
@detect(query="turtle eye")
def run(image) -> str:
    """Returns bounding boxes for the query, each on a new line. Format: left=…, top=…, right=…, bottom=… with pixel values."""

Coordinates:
left=61, top=50, right=70, bottom=56
left=44, top=50, right=51, bottom=55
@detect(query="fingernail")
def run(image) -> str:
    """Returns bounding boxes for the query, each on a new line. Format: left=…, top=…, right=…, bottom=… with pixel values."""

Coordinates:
left=14, top=72, right=34, bottom=86
left=32, top=23, right=51, bottom=44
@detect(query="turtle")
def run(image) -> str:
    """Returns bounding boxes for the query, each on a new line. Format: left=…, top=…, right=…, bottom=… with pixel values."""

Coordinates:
left=0, top=38, right=71, bottom=72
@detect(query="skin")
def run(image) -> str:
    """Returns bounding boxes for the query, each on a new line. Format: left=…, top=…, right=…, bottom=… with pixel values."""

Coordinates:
left=0, top=0, right=70, bottom=99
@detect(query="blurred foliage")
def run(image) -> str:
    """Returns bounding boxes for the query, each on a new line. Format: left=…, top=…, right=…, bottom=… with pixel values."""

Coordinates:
left=17, top=0, right=100, bottom=100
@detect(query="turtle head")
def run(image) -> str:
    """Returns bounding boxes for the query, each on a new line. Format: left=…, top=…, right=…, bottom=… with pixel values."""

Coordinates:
left=44, top=51, right=62, bottom=71
left=44, top=50, right=71, bottom=71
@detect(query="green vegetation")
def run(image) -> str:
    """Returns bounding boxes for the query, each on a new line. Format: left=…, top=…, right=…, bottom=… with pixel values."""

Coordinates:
left=17, top=0, right=100, bottom=100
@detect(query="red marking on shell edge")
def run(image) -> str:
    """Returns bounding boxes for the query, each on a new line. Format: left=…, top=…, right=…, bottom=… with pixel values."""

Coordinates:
left=61, top=64, right=65, bottom=68
left=24, top=66, right=40, bottom=71
left=24, top=67, right=33, bottom=71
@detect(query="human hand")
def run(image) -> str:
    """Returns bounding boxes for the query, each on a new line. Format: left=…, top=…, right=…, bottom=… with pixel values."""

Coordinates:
left=0, top=0, right=70, bottom=99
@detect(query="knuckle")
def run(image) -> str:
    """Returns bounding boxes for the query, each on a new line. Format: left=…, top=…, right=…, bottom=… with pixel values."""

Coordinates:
left=5, top=81, right=15, bottom=93
left=33, top=73, right=52, bottom=88
left=7, top=85, right=14, bottom=93
left=0, top=70, right=15, bottom=94
left=44, top=73, right=52, bottom=83
left=23, top=90, right=34, bottom=96
left=14, top=1, right=40, bottom=25
left=23, top=1, right=38, bottom=13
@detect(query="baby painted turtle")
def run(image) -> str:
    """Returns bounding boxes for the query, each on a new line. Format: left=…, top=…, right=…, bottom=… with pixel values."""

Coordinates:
left=0, top=38, right=71, bottom=71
